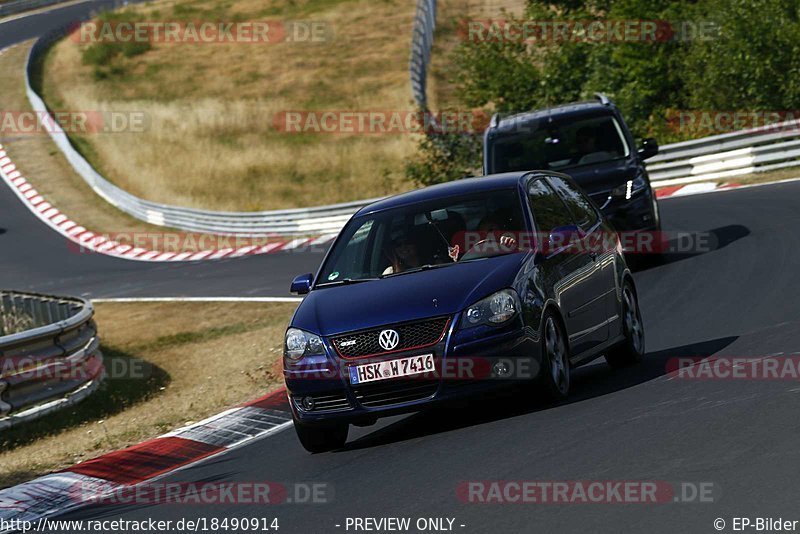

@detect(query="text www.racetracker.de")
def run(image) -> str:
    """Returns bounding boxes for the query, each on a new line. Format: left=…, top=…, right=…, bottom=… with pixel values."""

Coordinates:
left=1, top=517, right=281, bottom=533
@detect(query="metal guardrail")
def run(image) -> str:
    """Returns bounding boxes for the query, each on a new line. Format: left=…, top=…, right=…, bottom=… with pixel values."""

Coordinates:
left=0, top=291, right=103, bottom=430
left=646, top=122, right=800, bottom=186
left=409, top=0, right=436, bottom=109
left=24, top=5, right=800, bottom=242
left=26, top=25, right=380, bottom=237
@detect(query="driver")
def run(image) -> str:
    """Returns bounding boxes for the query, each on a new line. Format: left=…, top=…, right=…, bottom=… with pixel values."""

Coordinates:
left=477, top=212, right=518, bottom=250
left=575, top=126, right=598, bottom=155
left=382, top=233, right=422, bottom=275
left=450, top=211, right=519, bottom=261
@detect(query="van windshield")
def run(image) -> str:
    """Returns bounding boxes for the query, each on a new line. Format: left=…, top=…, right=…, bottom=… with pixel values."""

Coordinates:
left=487, top=114, right=630, bottom=173
left=317, top=189, right=526, bottom=285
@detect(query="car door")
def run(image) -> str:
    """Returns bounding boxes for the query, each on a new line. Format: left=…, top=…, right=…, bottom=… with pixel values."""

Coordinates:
left=546, top=175, right=613, bottom=354
left=527, top=177, right=598, bottom=355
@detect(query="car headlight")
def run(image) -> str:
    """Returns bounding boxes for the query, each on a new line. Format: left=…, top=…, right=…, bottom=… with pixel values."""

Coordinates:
left=284, top=328, right=325, bottom=361
left=461, top=289, right=521, bottom=328
left=611, top=176, right=647, bottom=200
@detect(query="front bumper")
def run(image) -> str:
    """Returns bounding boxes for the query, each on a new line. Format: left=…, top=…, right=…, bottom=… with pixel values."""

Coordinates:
left=284, top=320, right=541, bottom=426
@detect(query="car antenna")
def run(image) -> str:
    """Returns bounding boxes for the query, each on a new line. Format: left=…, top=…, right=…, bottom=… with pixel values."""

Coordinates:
left=425, top=213, right=460, bottom=262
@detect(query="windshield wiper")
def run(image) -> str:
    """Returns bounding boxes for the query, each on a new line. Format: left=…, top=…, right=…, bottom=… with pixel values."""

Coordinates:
left=316, top=277, right=378, bottom=287
left=380, top=263, right=448, bottom=278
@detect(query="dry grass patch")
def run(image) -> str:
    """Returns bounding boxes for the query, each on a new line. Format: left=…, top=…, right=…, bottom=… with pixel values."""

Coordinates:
left=0, top=301, right=296, bottom=489
left=0, top=43, right=249, bottom=250
left=41, top=0, right=420, bottom=211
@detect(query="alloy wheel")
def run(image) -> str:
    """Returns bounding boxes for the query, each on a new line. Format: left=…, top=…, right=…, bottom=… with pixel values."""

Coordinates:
left=545, top=316, right=568, bottom=393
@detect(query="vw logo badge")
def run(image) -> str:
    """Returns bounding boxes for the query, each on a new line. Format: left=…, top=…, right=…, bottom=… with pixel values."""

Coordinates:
left=378, top=329, right=400, bottom=351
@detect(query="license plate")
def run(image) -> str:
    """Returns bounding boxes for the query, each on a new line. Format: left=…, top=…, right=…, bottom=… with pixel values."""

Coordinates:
left=349, top=354, right=435, bottom=385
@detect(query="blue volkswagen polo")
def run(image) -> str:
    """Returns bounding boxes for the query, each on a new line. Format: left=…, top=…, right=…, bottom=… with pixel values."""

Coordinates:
left=284, top=171, right=645, bottom=452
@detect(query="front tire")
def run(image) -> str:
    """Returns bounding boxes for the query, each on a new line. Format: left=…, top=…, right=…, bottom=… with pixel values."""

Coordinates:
left=606, top=281, right=645, bottom=368
left=540, top=311, right=570, bottom=401
left=294, top=419, right=348, bottom=453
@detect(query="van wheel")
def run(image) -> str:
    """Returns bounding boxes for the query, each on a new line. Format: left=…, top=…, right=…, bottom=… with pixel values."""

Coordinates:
left=294, top=419, right=348, bottom=453
left=606, top=281, right=645, bottom=368
left=540, top=312, right=570, bottom=400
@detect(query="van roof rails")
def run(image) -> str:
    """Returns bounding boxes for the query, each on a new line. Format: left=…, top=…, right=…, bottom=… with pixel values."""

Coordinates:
left=594, top=92, right=611, bottom=106
left=489, top=113, right=500, bottom=128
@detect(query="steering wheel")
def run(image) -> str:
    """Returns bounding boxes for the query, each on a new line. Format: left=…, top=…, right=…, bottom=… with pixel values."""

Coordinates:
left=460, top=239, right=494, bottom=261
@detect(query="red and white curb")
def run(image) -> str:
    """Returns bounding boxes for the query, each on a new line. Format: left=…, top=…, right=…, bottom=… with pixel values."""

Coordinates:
left=0, top=389, right=292, bottom=526
left=654, top=180, right=743, bottom=199
left=0, top=143, right=336, bottom=262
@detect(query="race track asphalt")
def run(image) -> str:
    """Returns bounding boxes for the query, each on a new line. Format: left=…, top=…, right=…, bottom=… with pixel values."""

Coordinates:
left=51, top=181, right=800, bottom=533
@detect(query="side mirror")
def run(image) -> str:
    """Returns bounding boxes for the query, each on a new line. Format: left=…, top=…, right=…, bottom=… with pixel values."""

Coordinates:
left=638, top=137, right=659, bottom=160
left=290, top=273, right=313, bottom=295
left=548, top=224, right=582, bottom=251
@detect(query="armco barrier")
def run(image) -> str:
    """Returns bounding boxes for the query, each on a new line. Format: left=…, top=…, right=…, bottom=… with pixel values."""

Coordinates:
left=0, top=291, right=103, bottom=430
left=25, top=25, right=381, bottom=237
left=23, top=9, right=800, bottom=240
left=645, top=121, right=800, bottom=186
left=409, top=0, right=436, bottom=109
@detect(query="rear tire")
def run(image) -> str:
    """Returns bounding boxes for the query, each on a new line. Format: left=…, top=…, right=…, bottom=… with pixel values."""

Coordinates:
left=606, top=281, right=645, bottom=368
left=539, top=311, right=570, bottom=401
left=294, top=419, right=348, bottom=453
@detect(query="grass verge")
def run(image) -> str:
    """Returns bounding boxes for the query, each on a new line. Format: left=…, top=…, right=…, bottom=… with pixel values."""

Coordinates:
left=0, top=43, right=258, bottom=251
left=40, top=0, right=419, bottom=211
left=0, top=301, right=296, bottom=489
left=721, top=168, right=800, bottom=187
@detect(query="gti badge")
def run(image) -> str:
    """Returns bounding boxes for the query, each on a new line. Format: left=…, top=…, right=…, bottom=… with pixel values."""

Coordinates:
left=378, top=329, right=400, bottom=351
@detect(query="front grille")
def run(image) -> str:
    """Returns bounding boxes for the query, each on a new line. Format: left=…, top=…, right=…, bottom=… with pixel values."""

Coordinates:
left=331, top=317, right=449, bottom=359
left=293, top=391, right=351, bottom=413
left=353, top=379, right=438, bottom=408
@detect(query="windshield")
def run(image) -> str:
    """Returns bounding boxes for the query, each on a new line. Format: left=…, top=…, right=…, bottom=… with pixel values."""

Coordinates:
left=487, top=114, right=630, bottom=173
left=317, top=189, right=527, bottom=284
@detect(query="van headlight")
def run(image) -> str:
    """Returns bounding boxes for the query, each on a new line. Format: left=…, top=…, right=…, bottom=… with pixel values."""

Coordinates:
left=612, top=176, right=647, bottom=200
left=461, top=289, right=521, bottom=328
left=285, top=328, right=325, bottom=361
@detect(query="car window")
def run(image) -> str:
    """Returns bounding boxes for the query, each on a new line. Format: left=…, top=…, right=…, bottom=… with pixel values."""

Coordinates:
left=527, top=179, right=574, bottom=235
left=487, top=114, right=630, bottom=173
left=317, top=189, right=526, bottom=283
left=548, top=176, right=599, bottom=232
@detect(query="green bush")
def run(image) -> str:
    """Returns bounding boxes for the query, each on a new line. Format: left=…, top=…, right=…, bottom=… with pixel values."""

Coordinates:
left=80, top=12, right=152, bottom=78
left=405, top=132, right=483, bottom=187
left=82, top=43, right=118, bottom=67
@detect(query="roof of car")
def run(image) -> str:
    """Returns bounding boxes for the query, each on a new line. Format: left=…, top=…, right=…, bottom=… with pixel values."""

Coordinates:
left=355, top=172, right=529, bottom=215
left=491, top=100, right=615, bottom=132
